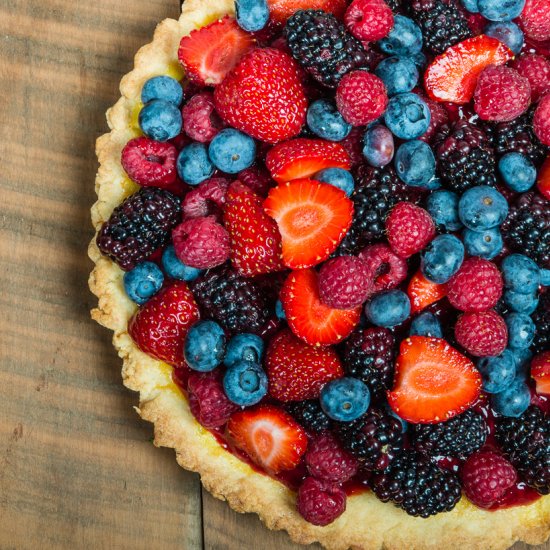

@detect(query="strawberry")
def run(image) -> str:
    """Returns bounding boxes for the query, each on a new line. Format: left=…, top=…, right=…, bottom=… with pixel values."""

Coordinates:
left=267, top=0, right=347, bottom=25
left=388, top=336, right=482, bottom=424
left=226, top=405, right=308, bottom=473
left=537, top=155, right=550, bottom=200
left=264, top=179, right=354, bottom=269
left=424, top=35, right=513, bottom=104
left=280, top=269, right=361, bottom=346
left=223, top=181, right=285, bottom=276
left=128, top=281, right=200, bottom=366
left=266, top=328, right=344, bottom=401
left=178, top=16, right=255, bottom=86
left=407, top=271, right=447, bottom=314
left=531, top=351, right=550, bottom=395
left=265, top=138, right=351, bottom=184
left=214, top=48, right=307, bottom=144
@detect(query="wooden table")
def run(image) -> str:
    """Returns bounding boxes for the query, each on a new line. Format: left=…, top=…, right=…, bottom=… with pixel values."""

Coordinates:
left=0, top=0, right=547, bottom=548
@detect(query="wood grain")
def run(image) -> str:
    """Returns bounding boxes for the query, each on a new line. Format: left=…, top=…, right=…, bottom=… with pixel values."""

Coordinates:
left=0, top=0, right=547, bottom=548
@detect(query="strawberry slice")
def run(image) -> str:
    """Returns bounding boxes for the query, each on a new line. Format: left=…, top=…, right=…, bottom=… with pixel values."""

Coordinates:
left=178, top=16, right=255, bottom=86
left=388, top=336, right=482, bottom=424
left=264, top=179, right=353, bottom=269
left=266, top=328, right=344, bottom=401
left=266, top=139, right=351, bottom=184
left=128, top=281, right=200, bottom=366
left=267, top=0, right=347, bottom=24
left=407, top=271, right=447, bottom=314
left=537, top=155, right=550, bottom=200
left=424, top=35, right=513, bottom=104
left=531, top=351, right=550, bottom=395
left=226, top=405, right=308, bottom=473
left=280, top=269, right=361, bottom=346
left=223, top=181, right=286, bottom=277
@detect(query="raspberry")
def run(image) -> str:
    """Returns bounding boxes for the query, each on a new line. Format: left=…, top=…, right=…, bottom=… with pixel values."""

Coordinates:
left=296, top=477, right=346, bottom=526
left=519, top=0, right=550, bottom=41
left=385, top=202, right=435, bottom=259
left=121, top=137, right=177, bottom=187
left=455, top=310, right=508, bottom=357
left=534, top=94, right=550, bottom=146
left=345, top=0, right=394, bottom=42
left=474, top=65, right=531, bottom=123
left=237, top=165, right=274, bottom=197
left=181, top=91, right=226, bottom=143
left=305, top=432, right=360, bottom=483
left=358, top=243, right=408, bottom=295
left=187, top=371, right=239, bottom=428
left=181, top=177, right=229, bottom=220
left=318, top=256, right=372, bottom=309
left=172, top=216, right=230, bottom=269
left=461, top=451, right=517, bottom=508
left=340, top=126, right=365, bottom=167
left=336, top=70, right=388, bottom=126
left=447, top=258, right=503, bottom=312
left=514, top=54, right=550, bottom=103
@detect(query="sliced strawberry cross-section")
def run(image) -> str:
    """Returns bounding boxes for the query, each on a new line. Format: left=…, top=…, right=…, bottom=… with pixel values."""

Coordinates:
left=407, top=270, right=447, bottom=314
left=537, top=155, right=550, bottom=200
left=267, top=0, right=347, bottom=25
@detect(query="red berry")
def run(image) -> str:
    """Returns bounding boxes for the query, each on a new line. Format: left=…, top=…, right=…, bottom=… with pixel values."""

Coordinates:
left=358, top=243, right=408, bottom=295
left=455, top=310, right=508, bottom=357
left=336, top=70, right=388, bottom=126
left=461, top=451, right=517, bottom=508
left=537, top=155, right=550, bottom=200
left=237, top=165, right=275, bottom=197
left=340, top=126, right=365, bottom=167
left=344, top=0, right=394, bottom=42
left=447, top=258, right=503, bottom=312
left=305, top=432, right=359, bottom=483
left=297, top=477, right=346, bottom=526
left=513, top=54, right=550, bottom=103
left=407, top=271, right=447, bottom=314
left=181, top=177, right=229, bottom=220
left=519, top=0, right=550, bottom=42
left=534, top=94, right=550, bottom=146
left=121, top=137, right=177, bottom=187
left=181, top=91, right=226, bottom=143
left=531, top=351, right=550, bottom=394
left=417, top=92, right=449, bottom=144
left=474, top=65, right=531, bottom=122
left=267, top=0, right=347, bottom=25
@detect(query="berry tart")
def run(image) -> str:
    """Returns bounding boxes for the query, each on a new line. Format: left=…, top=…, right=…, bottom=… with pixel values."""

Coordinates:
left=89, top=0, right=550, bottom=547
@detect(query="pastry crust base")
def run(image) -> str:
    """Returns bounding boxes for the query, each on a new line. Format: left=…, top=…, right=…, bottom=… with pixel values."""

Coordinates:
left=88, top=1, right=550, bottom=547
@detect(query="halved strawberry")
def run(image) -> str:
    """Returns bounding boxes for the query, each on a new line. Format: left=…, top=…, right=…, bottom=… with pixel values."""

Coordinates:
left=223, top=181, right=286, bottom=277
left=407, top=271, right=447, bottom=314
left=280, top=269, right=361, bottom=346
left=424, top=35, right=513, bottom=104
left=531, top=351, right=550, bottom=395
left=178, top=16, right=255, bottom=86
left=537, top=155, right=550, bottom=200
left=264, top=179, right=353, bottom=269
left=226, top=405, right=308, bottom=473
left=267, top=0, right=347, bottom=25
left=266, top=328, right=344, bottom=401
left=388, top=336, right=482, bottom=424
left=266, top=139, right=351, bottom=184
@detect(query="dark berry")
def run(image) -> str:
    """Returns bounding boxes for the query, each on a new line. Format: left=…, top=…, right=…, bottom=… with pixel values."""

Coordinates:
left=532, top=292, right=550, bottom=354
left=286, top=400, right=331, bottom=434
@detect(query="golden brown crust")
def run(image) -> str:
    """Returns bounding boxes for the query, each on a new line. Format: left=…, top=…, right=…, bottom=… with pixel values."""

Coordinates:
left=88, top=1, right=550, bottom=547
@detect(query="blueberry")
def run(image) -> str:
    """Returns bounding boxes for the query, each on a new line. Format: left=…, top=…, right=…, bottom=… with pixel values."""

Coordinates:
left=365, top=290, right=411, bottom=328
left=307, top=99, right=352, bottom=142
left=411, top=51, right=427, bottom=69
left=510, top=346, right=533, bottom=376
left=478, top=0, right=526, bottom=21
left=501, top=254, right=541, bottom=294
left=484, top=21, right=524, bottom=54
left=184, top=320, right=226, bottom=372
left=139, top=99, right=182, bottom=142
left=409, top=312, right=443, bottom=338
left=320, top=377, right=371, bottom=422
left=394, top=140, right=436, bottom=187
left=421, top=234, right=465, bottom=284
left=541, top=269, right=550, bottom=287
left=463, top=227, right=503, bottom=259
left=505, top=313, right=536, bottom=349
left=224, top=333, right=265, bottom=368
left=141, top=76, right=183, bottom=106
left=315, top=168, right=355, bottom=196
left=161, top=245, right=203, bottom=281
left=423, top=177, right=442, bottom=190
left=275, top=299, right=286, bottom=320
left=491, top=378, right=531, bottom=417
left=208, top=128, right=256, bottom=174
left=375, top=56, right=419, bottom=96
left=458, top=185, right=509, bottom=231
left=498, top=152, right=536, bottom=192
left=223, top=360, right=268, bottom=406
left=503, top=290, right=539, bottom=314
left=384, top=93, right=431, bottom=140
left=379, top=15, right=423, bottom=57
left=123, top=262, right=164, bottom=305
left=461, top=0, right=479, bottom=13
left=477, top=350, right=516, bottom=394
left=426, top=190, right=463, bottom=232
left=235, top=0, right=269, bottom=31
left=177, top=143, right=215, bottom=185
left=362, top=125, right=395, bottom=168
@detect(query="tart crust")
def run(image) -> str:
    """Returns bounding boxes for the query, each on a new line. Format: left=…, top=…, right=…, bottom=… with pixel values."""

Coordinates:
left=88, top=1, right=550, bottom=547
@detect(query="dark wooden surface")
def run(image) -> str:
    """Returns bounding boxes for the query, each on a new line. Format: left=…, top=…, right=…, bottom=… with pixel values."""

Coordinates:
left=0, top=0, right=546, bottom=548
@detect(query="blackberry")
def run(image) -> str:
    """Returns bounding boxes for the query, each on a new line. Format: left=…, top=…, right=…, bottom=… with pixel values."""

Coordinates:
left=339, top=327, right=395, bottom=400
left=190, top=266, right=270, bottom=334
left=532, top=292, right=550, bottom=354
left=409, top=0, right=472, bottom=56
left=96, top=187, right=181, bottom=271
left=370, top=450, right=462, bottom=517
left=285, top=10, right=370, bottom=88
left=334, top=408, right=404, bottom=471
left=386, top=0, right=402, bottom=12
left=411, top=410, right=488, bottom=458
left=496, top=406, right=550, bottom=495
left=286, top=400, right=331, bottom=434
left=501, top=192, right=550, bottom=270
